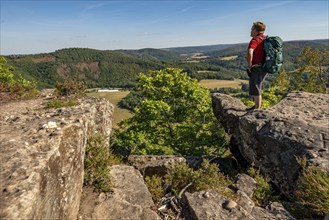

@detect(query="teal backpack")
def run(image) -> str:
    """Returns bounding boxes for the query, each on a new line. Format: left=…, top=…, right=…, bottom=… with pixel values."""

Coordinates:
left=259, top=36, right=283, bottom=74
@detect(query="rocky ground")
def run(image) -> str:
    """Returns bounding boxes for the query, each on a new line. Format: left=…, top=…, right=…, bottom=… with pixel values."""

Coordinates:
left=1, top=91, right=328, bottom=219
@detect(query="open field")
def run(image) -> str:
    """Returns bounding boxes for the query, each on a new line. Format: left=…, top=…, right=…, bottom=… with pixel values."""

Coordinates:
left=87, top=91, right=132, bottom=127
left=199, top=79, right=248, bottom=89
left=219, top=55, right=238, bottom=61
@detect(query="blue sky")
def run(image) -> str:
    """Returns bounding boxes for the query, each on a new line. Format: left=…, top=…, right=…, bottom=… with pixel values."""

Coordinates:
left=1, top=0, right=328, bottom=55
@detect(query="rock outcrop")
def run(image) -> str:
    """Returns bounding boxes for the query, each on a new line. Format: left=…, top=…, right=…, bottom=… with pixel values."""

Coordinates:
left=212, top=92, right=329, bottom=197
left=78, top=160, right=294, bottom=220
left=0, top=97, right=113, bottom=219
left=184, top=190, right=294, bottom=220
left=79, top=165, right=160, bottom=220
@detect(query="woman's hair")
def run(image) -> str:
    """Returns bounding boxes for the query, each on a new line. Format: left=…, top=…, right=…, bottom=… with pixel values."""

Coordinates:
left=252, top=21, right=266, bottom=32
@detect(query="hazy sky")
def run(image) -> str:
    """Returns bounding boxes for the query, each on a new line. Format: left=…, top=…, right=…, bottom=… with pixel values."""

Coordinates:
left=1, top=0, right=328, bottom=55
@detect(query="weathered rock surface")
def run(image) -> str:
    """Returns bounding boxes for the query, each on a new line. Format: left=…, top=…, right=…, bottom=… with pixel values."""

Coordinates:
left=183, top=169, right=295, bottom=220
left=212, top=92, right=329, bottom=197
left=0, top=97, right=113, bottom=220
left=126, top=155, right=294, bottom=220
left=231, top=173, right=257, bottom=198
left=184, top=190, right=253, bottom=220
left=79, top=165, right=160, bottom=220
left=128, top=155, right=187, bottom=177
left=184, top=190, right=295, bottom=220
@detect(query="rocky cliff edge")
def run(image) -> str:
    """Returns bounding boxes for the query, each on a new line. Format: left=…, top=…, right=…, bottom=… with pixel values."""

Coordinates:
left=212, top=92, right=329, bottom=197
left=0, top=97, right=113, bottom=219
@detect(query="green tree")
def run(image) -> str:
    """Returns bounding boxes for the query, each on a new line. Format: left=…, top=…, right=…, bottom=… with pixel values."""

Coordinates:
left=285, top=48, right=329, bottom=93
left=112, top=68, right=227, bottom=156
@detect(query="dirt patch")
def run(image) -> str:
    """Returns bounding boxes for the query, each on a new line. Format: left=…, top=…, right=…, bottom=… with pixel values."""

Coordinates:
left=57, top=63, right=71, bottom=76
left=75, top=62, right=100, bottom=75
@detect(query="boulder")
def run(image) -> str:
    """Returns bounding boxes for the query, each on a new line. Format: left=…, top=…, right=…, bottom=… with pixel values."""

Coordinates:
left=231, top=173, right=257, bottom=198
left=128, top=155, right=187, bottom=177
left=184, top=190, right=295, bottom=220
left=0, top=97, right=113, bottom=219
left=184, top=190, right=253, bottom=220
left=79, top=165, right=160, bottom=220
left=212, top=92, right=329, bottom=197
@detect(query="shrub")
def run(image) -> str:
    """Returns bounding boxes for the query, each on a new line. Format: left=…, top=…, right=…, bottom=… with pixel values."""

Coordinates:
left=164, top=160, right=234, bottom=198
left=84, top=135, right=122, bottom=192
left=45, top=99, right=78, bottom=108
left=194, top=160, right=234, bottom=198
left=0, top=56, right=39, bottom=101
left=0, top=56, right=14, bottom=83
left=54, top=77, right=86, bottom=98
left=247, top=166, right=272, bottom=205
left=144, top=175, right=165, bottom=202
left=164, top=162, right=198, bottom=196
left=290, top=160, right=329, bottom=218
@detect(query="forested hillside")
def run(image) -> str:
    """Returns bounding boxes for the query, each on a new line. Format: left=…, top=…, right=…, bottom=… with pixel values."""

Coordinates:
left=6, top=48, right=167, bottom=88
left=4, top=39, right=328, bottom=89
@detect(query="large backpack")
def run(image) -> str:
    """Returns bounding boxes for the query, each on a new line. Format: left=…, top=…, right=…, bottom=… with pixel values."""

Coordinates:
left=259, top=36, right=283, bottom=74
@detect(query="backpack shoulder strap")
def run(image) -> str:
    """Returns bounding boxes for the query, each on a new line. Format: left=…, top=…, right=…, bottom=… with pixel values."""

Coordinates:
left=256, top=35, right=268, bottom=41
left=257, top=36, right=264, bottom=41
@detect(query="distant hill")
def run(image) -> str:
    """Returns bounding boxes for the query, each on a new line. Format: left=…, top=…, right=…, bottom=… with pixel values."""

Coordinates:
left=163, top=44, right=238, bottom=54
left=6, top=48, right=167, bottom=88
left=163, top=39, right=328, bottom=55
left=4, top=39, right=328, bottom=89
left=203, top=39, right=329, bottom=72
left=117, top=48, right=182, bottom=62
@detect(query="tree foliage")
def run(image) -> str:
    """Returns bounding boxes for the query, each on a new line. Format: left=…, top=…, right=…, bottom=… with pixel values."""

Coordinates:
left=0, top=56, right=39, bottom=102
left=112, top=68, right=228, bottom=156
left=272, top=48, right=329, bottom=93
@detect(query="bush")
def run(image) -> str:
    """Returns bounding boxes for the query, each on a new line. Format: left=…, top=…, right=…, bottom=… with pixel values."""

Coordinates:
left=45, top=99, right=78, bottom=108
left=290, top=160, right=329, bottom=218
left=164, top=160, right=234, bottom=198
left=54, top=77, right=86, bottom=98
left=84, top=135, right=122, bottom=192
left=0, top=56, right=39, bottom=102
left=247, top=166, right=272, bottom=205
left=164, top=162, right=198, bottom=196
left=144, top=175, right=165, bottom=202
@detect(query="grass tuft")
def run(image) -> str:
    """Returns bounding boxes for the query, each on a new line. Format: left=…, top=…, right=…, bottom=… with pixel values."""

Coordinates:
left=45, top=99, right=78, bottom=108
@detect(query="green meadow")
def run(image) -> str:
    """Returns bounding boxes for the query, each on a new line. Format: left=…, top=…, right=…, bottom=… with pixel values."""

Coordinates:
left=87, top=91, right=132, bottom=127
left=199, top=79, right=248, bottom=89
